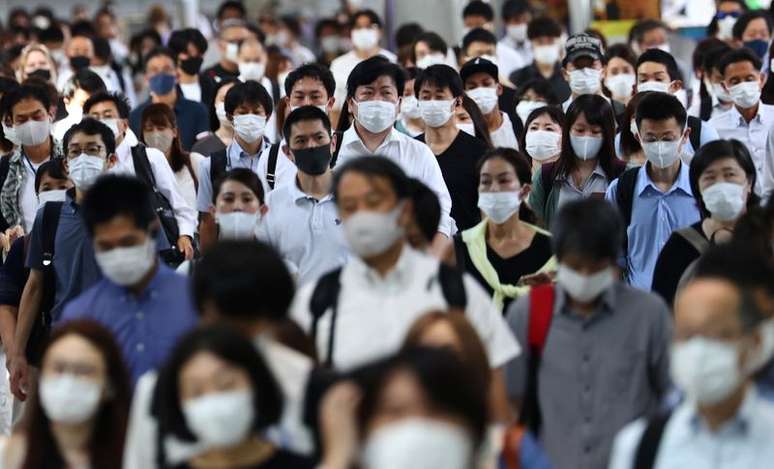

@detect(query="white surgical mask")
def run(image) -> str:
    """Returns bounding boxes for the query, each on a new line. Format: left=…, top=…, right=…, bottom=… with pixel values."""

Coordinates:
left=416, top=53, right=446, bottom=70
left=216, top=211, right=261, bottom=239
left=637, top=80, right=670, bottom=94
left=702, top=181, right=746, bottom=222
left=570, top=134, right=603, bottom=160
left=729, top=81, right=761, bottom=109
left=605, top=73, right=636, bottom=100
left=95, top=237, right=156, bottom=286
left=321, top=36, right=340, bottom=54
left=556, top=264, right=614, bottom=303
left=38, top=189, right=67, bottom=206
left=2, top=122, right=20, bottom=146
left=400, top=95, right=421, bottom=120
left=533, top=43, right=561, bottom=65
left=457, top=122, right=475, bottom=135
left=641, top=139, right=682, bottom=169
left=215, top=102, right=229, bottom=124
left=670, top=336, right=742, bottom=405
left=516, top=100, right=544, bottom=124
left=748, top=319, right=774, bottom=374
left=39, top=374, right=102, bottom=424
left=478, top=191, right=521, bottom=224
left=144, top=130, right=174, bottom=153
left=507, top=24, right=528, bottom=43
left=467, top=87, right=498, bottom=114
left=183, top=389, right=255, bottom=448
left=233, top=114, right=266, bottom=142
left=355, top=100, right=397, bottom=134
left=68, top=153, right=106, bottom=190
left=100, top=118, right=121, bottom=139
left=526, top=130, right=561, bottom=161
left=352, top=28, right=379, bottom=50
left=569, top=68, right=602, bottom=95
left=362, top=418, right=472, bottom=469
left=419, top=99, right=454, bottom=128
left=344, top=204, right=404, bottom=258
left=225, top=42, right=240, bottom=63
left=15, top=119, right=51, bottom=146
left=712, top=82, right=733, bottom=103
left=238, top=62, right=266, bottom=82
left=717, top=16, right=737, bottom=40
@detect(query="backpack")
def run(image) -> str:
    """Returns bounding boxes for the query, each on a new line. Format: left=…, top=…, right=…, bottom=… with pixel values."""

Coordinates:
left=209, top=144, right=281, bottom=192
left=519, top=284, right=554, bottom=435
left=674, top=226, right=711, bottom=294
left=308, top=263, right=468, bottom=368
left=633, top=412, right=672, bottom=469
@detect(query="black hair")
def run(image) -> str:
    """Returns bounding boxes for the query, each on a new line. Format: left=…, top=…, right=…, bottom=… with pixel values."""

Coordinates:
left=636, top=48, right=681, bottom=82
left=315, top=17, right=341, bottom=38
left=502, top=0, right=531, bottom=21
left=92, top=36, right=112, bottom=62
left=351, top=9, right=382, bottom=29
left=62, top=117, right=116, bottom=158
left=37, top=25, right=64, bottom=44
left=82, top=174, right=155, bottom=236
left=413, top=31, right=448, bottom=58
left=83, top=91, right=131, bottom=119
left=414, top=64, right=464, bottom=98
left=635, top=91, right=687, bottom=131
left=462, top=28, right=498, bottom=53
left=704, top=42, right=734, bottom=74
left=515, top=77, right=560, bottom=105
left=555, top=95, right=617, bottom=183
left=33, top=159, right=67, bottom=193
left=283, top=63, right=336, bottom=99
left=192, top=240, right=294, bottom=321
left=0, top=76, right=19, bottom=97
left=395, top=22, right=424, bottom=49
left=734, top=192, right=774, bottom=261
left=732, top=10, right=773, bottom=40
left=143, top=47, right=177, bottom=71
left=606, top=43, right=637, bottom=68
left=407, top=178, right=441, bottom=244
left=63, top=69, right=107, bottom=100
left=694, top=38, right=731, bottom=120
left=461, top=94, right=494, bottom=149
left=462, top=0, right=495, bottom=21
left=332, top=156, right=410, bottom=201
left=551, top=198, right=623, bottom=262
left=70, top=21, right=96, bottom=38
left=629, top=19, right=669, bottom=46
left=224, top=80, right=274, bottom=117
left=527, top=17, right=562, bottom=40
left=689, top=139, right=760, bottom=218
left=5, top=83, right=51, bottom=117
left=214, top=76, right=241, bottom=98
left=519, top=105, right=565, bottom=161
left=476, top=147, right=537, bottom=224
left=216, top=0, right=246, bottom=21
left=283, top=105, right=332, bottom=141
left=279, top=15, right=302, bottom=37
left=718, top=47, right=762, bottom=75
left=213, top=167, right=265, bottom=205
left=154, top=324, right=283, bottom=443
left=167, top=28, right=208, bottom=57
left=620, top=92, right=648, bottom=157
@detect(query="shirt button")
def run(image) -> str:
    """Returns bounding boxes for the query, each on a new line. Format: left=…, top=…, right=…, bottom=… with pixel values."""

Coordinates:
left=136, top=311, right=144, bottom=320
left=583, top=354, right=590, bottom=362
left=584, top=445, right=591, bottom=453
left=136, top=343, right=145, bottom=352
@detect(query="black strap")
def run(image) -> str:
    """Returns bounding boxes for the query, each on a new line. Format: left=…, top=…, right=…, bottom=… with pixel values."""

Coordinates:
left=687, top=116, right=702, bottom=152
left=615, top=166, right=640, bottom=261
left=271, top=78, right=281, bottom=107
left=130, top=145, right=158, bottom=188
left=309, top=268, right=343, bottom=368
left=634, top=412, right=672, bottom=469
left=266, top=143, right=280, bottom=190
left=112, top=61, right=127, bottom=93
left=0, top=156, right=10, bottom=231
left=209, top=149, right=228, bottom=202
left=539, top=162, right=557, bottom=212
left=438, top=262, right=467, bottom=310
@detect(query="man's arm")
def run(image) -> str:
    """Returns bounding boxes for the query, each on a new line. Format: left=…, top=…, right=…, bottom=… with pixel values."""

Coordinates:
left=9, top=269, right=43, bottom=400
left=0, top=305, right=17, bottom=363
left=418, top=145, right=454, bottom=236
left=198, top=212, right=218, bottom=251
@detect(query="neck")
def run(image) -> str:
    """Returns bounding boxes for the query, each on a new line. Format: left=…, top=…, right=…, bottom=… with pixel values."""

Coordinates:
left=646, top=160, right=681, bottom=185
left=151, top=89, right=177, bottom=107
left=364, top=240, right=404, bottom=277
left=568, top=296, right=600, bottom=316
left=487, top=215, right=521, bottom=240
left=536, top=61, right=555, bottom=77
left=354, top=122, right=391, bottom=152
left=50, top=420, right=94, bottom=455
left=355, top=47, right=379, bottom=60
left=576, top=157, right=598, bottom=174
left=236, top=135, right=263, bottom=155
left=738, top=102, right=759, bottom=123
left=193, top=436, right=274, bottom=468
left=407, top=117, right=424, bottom=129
left=128, top=260, right=158, bottom=297
left=23, top=137, right=52, bottom=163
left=698, top=383, right=748, bottom=432
left=297, top=171, right=333, bottom=199
left=484, top=109, right=503, bottom=131
left=425, top=121, right=458, bottom=147
left=216, top=125, right=234, bottom=140
left=179, top=72, right=197, bottom=84
left=75, top=188, right=86, bottom=204
left=220, top=60, right=238, bottom=73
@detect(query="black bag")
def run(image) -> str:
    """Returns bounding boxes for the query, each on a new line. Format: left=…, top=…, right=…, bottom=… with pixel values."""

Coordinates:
left=209, top=144, right=280, bottom=191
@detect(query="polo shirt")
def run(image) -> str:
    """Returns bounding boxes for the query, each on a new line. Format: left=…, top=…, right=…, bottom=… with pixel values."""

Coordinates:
left=257, top=180, right=349, bottom=286
left=129, top=96, right=209, bottom=151
left=604, top=162, right=701, bottom=290
left=291, top=245, right=520, bottom=371
left=505, top=282, right=673, bottom=469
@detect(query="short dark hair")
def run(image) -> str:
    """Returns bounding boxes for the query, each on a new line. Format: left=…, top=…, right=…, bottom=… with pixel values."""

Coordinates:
left=62, top=69, right=107, bottom=100
left=718, top=47, right=762, bottom=75
left=515, top=77, right=560, bottom=105
left=143, top=47, right=176, bottom=70
left=552, top=198, right=623, bottom=262
left=92, top=36, right=112, bottom=62
left=154, top=324, right=283, bottom=443
left=351, top=9, right=382, bottom=29
left=636, top=48, right=681, bottom=82
left=502, top=0, right=531, bottom=21
left=629, top=19, right=668, bottom=45
left=703, top=43, right=734, bottom=74
left=333, top=156, right=410, bottom=202
left=527, top=17, right=562, bottom=40
left=192, top=240, right=294, bottom=320
left=82, top=174, right=155, bottom=236
left=732, top=10, right=773, bottom=40
left=635, top=91, right=687, bottom=131
left=37, top=25, right=64, bottom=44
left=63, top=117, right=116, bottom=157
left=462, top=0, right=494, bottom=21
left=283, top=63, right=336, bottom=99
left=283, top=105, right=331, bottom=141
left=216, top=0, right=246, bottom=21
left=414, top=64, right=464, bottom=98
left=462, top=28, right=497, bottom=53
left=5, top=83, right=51, bottom=117
left=224, top=80, right=274, bottom=117
left=34, top=159, right=67, bottom=193
left=346, top=56, right=406, bottom=99
left=167, top=28, right=208, bottom=57
left=83, top=91, right=131, bottom=119
left=414, top=31, right=447, bottom=56
left=407, top=178, right=440, bottom=244
left=395, top=22, right=424, bottom=49
left=213, top=168, right=265, bottom=204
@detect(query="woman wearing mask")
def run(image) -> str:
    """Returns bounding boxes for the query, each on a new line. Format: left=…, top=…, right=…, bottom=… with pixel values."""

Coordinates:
left=616, top=92, right=648, bottom=167
left=0, top=319, right=131, bottom=468
left=520, top=106, right=564, bottom=173
left=457, top=94, right=494, bottom=148
left=454, top=148, right=555, bottom=313
left=514, top=78, right=560, bottom=126
left=154, top=325, right=316, bottom=468
left=396, top=67, right=425, bottom=137
left=652, top=139, right=758, bottom=306
left=15, top=43, right=58, bottom=85
left=141, top=103, right=203, bottom=211
left=603, top=44, right=636, bottom=105
left=191, top=78, right=238, bottom=156
left=529, top=94, right=624, bottom=228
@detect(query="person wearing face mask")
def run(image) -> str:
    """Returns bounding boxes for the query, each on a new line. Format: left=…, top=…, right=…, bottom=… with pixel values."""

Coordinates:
left=202, top=18, right=251, bottom=83
left=291, top=157, right=519, bottom=370
left=55, top=33, right=95, bottom=91
left=710, top=1, right=746, bottom=42
left=0, top=320, right=131, bottom=468
left=412, top=32, right=451, bottom=71
left=454, top=149, right=555, bottom=313
left=505, top=198, right=672, bottom=469
left=513, top=78, right=560, bottom=130
left=168, top=28, right=216, bottom=118
left=460, top=28, right=521, bottom=114
left=732, top=10, right=772, bottom=60
left=60, top=175, right=197, bottom=385
left=521, top=106, right=563, bottom=173
left=499, top=1, right=534, bottom=76
left=15, top=43, right=58, bottom=86
left=529, top=94, right=625, bottom=229
left=91, top=36, right=138, bottom=109
left=609, top=245, right=774, bottom=469
left=510, top=17, right=571, bottom=104
left=561, top=33, right=625, bottom=119
left=191, top=78, right=238, bottom=156
left=605, top=92, right=702, bottom=291
left=461, top=57, right=520, bottom=150
left=275, top=15, right=317, bottom=67
left=710, top=48, right=773, bottom=195
left=256, top=107, right=348, bottom=286
left=415, top=65, right=489, bottom=231
left=129, top=48, right=210, bottom=152
left=695, top=42, right=735, bottom=120
left=395, top=67, right=426, bottom=137
left=52, top=69, right=108, bottom=142
left=604, top=44, right=637, bottom=105
left=333, top=57, right=454, bottom=242
left=629, top=19, right=695, bottom=93
left=236, top=38, right=276, bottom=100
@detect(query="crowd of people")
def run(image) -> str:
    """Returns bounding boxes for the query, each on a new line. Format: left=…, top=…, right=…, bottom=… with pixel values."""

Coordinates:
left=0, top=0, right=771, bottom=467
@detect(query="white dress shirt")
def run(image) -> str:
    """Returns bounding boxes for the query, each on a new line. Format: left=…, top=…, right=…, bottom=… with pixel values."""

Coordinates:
left=20, top=156, right=45, bottom=233
left=760, top=120, right=774, bottom=200
left=255, top=144, right=298, bottom=195
left=110, top=129, right=197, bottom=238
left=290, top=246, right=521, bottom=371
left=336, top=126, right=454, bottom=236
left=490, top=112, right=519, bottom=150
left=174, top=152, right=204, bottom=212
left=710, top=103, right=774, bottom=195
left=257, top=180, right=349, bottom=286
left=496, top=41, right=530, bottom=80
left=179, top=81, right=202, bottom=103
left=608, top=388, right=774, bottom=469
left=330, top=49, right=398, bottom=110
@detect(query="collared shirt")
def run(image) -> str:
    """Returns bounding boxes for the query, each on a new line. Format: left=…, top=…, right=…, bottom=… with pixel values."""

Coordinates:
left=330, top=49, right=398, bottom=110
left=605, top=162, right=700, bottom=290
left=505, top=282, right=673, bottom=469
left=196, top=138, right=272, bottom=212
left=609, top=387, right=774, bottom=469
left=256, top=144, right=298, bottom=195
left=489, top=112, right=519, bottom=150
left=60, top=263, right=197, bottom=385
left=497, top=39, right=532, bottom=78
left=129, top=96, right=209, bottom=151
left=337, top=126, right=454, bottom=236
left=257, top=180, right=349, bottom=286
left=291, top=246, right=520, bottom=370
left=556, top=163, right=610, bottom=209
left=710, top=103, right=774, bottom=194
left=112, top=129, right=197, bottom=238
left=19, top=154, right=45, bottom=233
left=762, top=124, right=774, bottom=200
left=614, top=120, right=720, bottom=161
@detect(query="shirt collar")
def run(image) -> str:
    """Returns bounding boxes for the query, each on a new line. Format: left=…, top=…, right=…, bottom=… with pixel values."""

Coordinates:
left=730, top=103, right=764, bottom=125
left=554, top=282, right=618, bottom=318
left=341, top=125, right=400, bottom=154
left=636, top=161, right=692, bottom=196
left=686, top=386, right=758, bottom=436
left=348, top=243, right=415, bottom=288
left=288, top=178, right=334, bottom=203
left=116, top=128, right=139, bottom=162
left=227, top=138, right=267, bottom=160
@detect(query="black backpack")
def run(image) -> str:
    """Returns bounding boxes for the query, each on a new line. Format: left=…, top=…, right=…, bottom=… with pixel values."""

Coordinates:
left=308, top=263, right=467, bottom=368
left=209, top=143, right=281, bottom=193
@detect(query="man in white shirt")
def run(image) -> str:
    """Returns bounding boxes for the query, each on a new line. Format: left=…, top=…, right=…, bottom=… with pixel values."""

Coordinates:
left=461, top=57, right=519, bottom=150
left=710, top=47, right=773, bottom=195
left=461, top=0, right=524, bottom=78
left=291, top=156, right=519, bottom=370
left=258, top=107, right=349, bottom=286
left=333, top=57, right=453, bottom=238
left=499, top=0, right=534, bottom=77
left=83, top=91, right=197, bottom=259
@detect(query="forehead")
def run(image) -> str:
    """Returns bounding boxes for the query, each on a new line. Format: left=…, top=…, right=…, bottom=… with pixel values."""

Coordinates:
left=637, top=61, right=669, bottom=75
left=675, top=279, right=743, bottom=332
left=239, top=41, right=263, bottom=55
left=26, top=50, right=47, bottom=61
left=70, top=36, right=93, bottom=48
left=180, top=351, right=237, bottom=381
left=744, top=17, right=769, bottom=32
left=480, top=157, right=515, bottom=175
left=289, top=118, right=327, bottom=136
left=89, top=100, right=118, bottom=113
left=45, top=334, right=104, bottom=366
left=725, top=60, right=758, bottom=75
left=465, top=71, right=495, bottom=85
left=467, top=41, right=496, bottom=53
left=357, top=75, right=397, bottom=90
left=13, top=97, right=46, bottom=114
left=222, top=25, right=248, bottom=39
left=68, top=131, right=104, bottom=146
left=292, top=76, right=328, bottom=94
left=638, top=117, right=682, bottom=132
left=354, top=15, right=377, bottom=28
left=338, top=171, right=395, bottom=197
left=219, top=179, right=253, bottom=194
left=147, top=54, right=174, bottom=68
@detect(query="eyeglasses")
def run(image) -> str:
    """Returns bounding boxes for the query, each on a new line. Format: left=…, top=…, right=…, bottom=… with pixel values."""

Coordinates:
left=66, top=144, right=105, bottom=158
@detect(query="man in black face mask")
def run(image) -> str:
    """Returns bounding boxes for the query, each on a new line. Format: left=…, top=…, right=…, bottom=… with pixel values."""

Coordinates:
left=256, top=106, right=349, bottom=285
left=57, top=33, right=94, bottom=90
left=168, top=28, right=217, bottom=127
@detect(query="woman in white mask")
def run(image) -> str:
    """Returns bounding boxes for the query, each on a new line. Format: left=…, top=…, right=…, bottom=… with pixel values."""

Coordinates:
left=154, top=325, right=316, bottom=468
left=603, top=45, right=637, bottom=105
left=521, top=106, right=563, bottom=173
left=319, top=347, right=488, bottom=469
left=455, top=148, right=555, bottom=313
left=0, top=319, right=131, bottom=468
left=529, top=94, right=624, bottom=228
left=653, top=140, right=758, bottom=306
left=395, top=68, right=425, bottom=138
left=191, top=78, right=238, bottom=156
left=513, top=79, right=559, bottom=128
left=412, top=32, right=451, bottom=70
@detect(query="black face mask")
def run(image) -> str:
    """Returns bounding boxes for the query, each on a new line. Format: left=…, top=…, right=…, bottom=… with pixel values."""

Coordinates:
left=27, top=68, right=51, bottom=81
left=70, top=55, right=90, bottom=71
left=293, top=144, right=332, bottom=176
left=180, top=56, right=203, bottom=75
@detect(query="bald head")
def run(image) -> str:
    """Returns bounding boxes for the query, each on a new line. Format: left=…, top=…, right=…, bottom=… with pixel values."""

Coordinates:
left=675, top=278, right=744, bottom=342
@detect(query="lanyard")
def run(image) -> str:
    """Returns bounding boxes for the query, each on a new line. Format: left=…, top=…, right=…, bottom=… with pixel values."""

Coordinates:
left=22, top=152, right=39, bottom=176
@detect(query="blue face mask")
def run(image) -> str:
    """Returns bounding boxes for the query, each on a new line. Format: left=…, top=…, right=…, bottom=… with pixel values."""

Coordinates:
left=744, top=40, right=769, bottom=59
left=149, top=73, right=176, bottom=95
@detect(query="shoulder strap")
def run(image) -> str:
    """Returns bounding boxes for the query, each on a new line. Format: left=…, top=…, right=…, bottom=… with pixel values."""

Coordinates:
left=131, top=145, right=157, bottom=188
left=676, top=226, right=710, bottom=254
left=309, top=268, right=343, bottom=368
left=437, top=262, right=467, bottom=310
left=41, top=201, right=64, bottom=267
left=112, top=62, right=127, bottom=93
left=539, top=162, right=557, bottom=209
left=688, top=116, right=702, bottom=152
left=209, top=149, right=228, bottom=194
left=520, top=284, right=555, bottom=435
left=266, top=143, right=280, bottom=190
left=634, top=412, right=672, bottom=469
left=615, top=166, right=640, bottom=227
left=271, top=78, right=281, bottom=106
left=0, top=155, right=10, bottom=186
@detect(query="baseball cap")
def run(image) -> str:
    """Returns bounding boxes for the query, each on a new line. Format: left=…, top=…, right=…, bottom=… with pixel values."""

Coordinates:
left=460, top=57, right=499, bottom=83
left=563, top=33, right=604, bottom=66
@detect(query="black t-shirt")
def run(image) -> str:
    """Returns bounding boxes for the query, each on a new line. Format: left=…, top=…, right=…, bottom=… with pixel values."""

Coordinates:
left=417, top=131, right=488, bottom=231
left=203, top=63, right=240, bottom=83
left=177, top=448, right=317, bottom=469
left=509, top=63, right=571, bottom=103
left=455, top=230, right=553, bottom=312
left=652, top=221, right=706, bottom=307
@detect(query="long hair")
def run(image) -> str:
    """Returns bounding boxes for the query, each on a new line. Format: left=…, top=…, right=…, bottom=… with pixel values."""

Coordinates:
left=461, top=94, right=493, bottom=149
left=140, top=103, right=198, bottom=191
left=22, top=320, right=131, bottom=469
left=555, top=94, right=617, bottom=182
left=475, top=147, right=537, bottom=224
left=619, top=92, right=648, bottom=158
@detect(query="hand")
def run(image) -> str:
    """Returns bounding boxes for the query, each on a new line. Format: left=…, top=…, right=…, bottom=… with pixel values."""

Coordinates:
left=518, top=271, right=556, bottom=287
left=4, top=226, right=23, bottom=246
left=0, top=232, right=8, bottom=254
left=176, top=236, right=194, bottom=260
left=319, top=381, right=362, bottom=469
left=9, top=354, right=29, bottom=401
